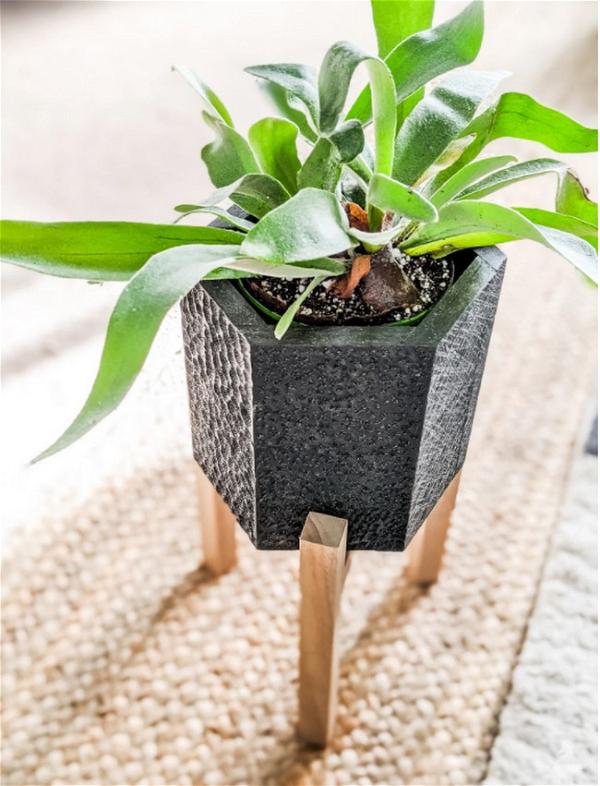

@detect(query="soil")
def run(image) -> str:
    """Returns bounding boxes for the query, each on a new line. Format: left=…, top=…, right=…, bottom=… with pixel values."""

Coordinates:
left=245, top=245, right=453, bottom=326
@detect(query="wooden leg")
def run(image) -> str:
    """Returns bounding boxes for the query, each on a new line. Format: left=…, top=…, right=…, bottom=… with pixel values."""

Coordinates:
left=298, top=512, right=349, bottom=747
left=196, top=465, right=237, bottom=576
left=406, top=472, right=461, bottom=585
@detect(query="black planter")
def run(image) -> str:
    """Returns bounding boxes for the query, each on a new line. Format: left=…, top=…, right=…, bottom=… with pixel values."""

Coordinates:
left=181, top=246, right=505, bottom=551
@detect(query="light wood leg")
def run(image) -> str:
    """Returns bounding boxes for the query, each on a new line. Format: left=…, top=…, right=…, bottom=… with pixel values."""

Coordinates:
left=406, top=472, right=461, bottom=585
left=196, top=465, right=237, bottom=576
left=298, top=512, right=349, bottom=747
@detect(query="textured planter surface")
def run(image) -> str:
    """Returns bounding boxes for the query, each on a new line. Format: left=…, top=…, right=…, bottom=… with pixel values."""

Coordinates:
left=181, top=247, right=506, bottom=550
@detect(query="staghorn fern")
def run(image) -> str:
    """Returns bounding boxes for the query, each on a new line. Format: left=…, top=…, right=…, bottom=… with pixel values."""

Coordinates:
left=0, top=0, right=597, bottom=460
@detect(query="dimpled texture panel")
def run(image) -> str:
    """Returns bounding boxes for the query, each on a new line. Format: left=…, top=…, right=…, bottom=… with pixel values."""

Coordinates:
left=180, top=285, right=256, bottom=542
left=406, top=261, right=506, bottom=542
left=251, top=344, right=433, bottom=550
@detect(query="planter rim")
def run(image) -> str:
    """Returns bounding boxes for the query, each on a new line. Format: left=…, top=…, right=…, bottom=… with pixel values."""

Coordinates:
left=199, top=245, right=506, bottom=349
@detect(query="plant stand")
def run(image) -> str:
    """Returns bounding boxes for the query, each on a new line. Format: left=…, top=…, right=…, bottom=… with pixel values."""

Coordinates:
left=195, top=464, right=459, bottom=746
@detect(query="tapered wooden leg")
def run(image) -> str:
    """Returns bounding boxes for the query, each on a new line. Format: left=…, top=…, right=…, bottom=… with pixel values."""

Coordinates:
left=196, top=465, right=237, bottom=576
left=298, top=512, right=349, bottom=747
left=406, top=472, right=461, bottom=585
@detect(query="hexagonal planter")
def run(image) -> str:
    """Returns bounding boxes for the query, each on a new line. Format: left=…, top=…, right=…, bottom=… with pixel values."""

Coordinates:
left=180, top=245, right=505, bottom=551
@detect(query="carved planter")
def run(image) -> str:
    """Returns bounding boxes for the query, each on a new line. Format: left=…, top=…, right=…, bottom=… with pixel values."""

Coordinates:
left=180, top=246, right=505, bottom=550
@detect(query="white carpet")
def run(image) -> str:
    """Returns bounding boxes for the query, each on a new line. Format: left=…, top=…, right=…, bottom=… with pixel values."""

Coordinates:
left=485, top=448, right=598, bottom=786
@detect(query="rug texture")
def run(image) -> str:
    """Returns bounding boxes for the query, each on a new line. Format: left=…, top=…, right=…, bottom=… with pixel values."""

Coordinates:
left=1, top=247, right=596, bottom=786
left=485, top=449, right=598, bottom=786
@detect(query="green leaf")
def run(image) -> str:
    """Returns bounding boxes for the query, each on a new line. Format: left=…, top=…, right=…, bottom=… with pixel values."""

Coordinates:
left=173, top=205, right=254, bottom=232
left=393, top=70, right=509, bottom=185
left=402, top=200, right=598, bottom=280
left=172, top=65, right=233, bottom=126
left=457, top=158, right=567, bottom=200
left=429, top=92, right=598, bottom=191
left=201, top=112, right=260, bottom=187
left=176, top=173, right=290, bottom=221
left=318, top=42, right=396, bottom=177
left=227, top=256, right=346, bottom=278
left=429, top=155, right=517, bottom=206
left=0, top=220, right=243, bottom=281
left=514, top=207, right=598, bottom=251
left=241, top=188, right=352, bottom=263
left=348, top=1, right=484, bottom=124
left=258, top=81, right=318, bottom=142
left=368, top=174, right=438, bottom=222
left=297, top=138, right=343, bottom=192
left=33, top=244, right=242, bottom=461
left=329, top=120, right=365, bottom=163
left=370, top=0, right=434, bottom=59
left=274, top=276, right=325, bottom=340
left=248, top=117, right=301, bottom=195
left=556, top=170, right=598, bottom=227
left=244, top=63, right=319, bottom=125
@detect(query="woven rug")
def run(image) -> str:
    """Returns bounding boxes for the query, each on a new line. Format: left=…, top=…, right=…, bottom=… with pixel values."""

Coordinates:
left=1, top=249, right=596, bottom=786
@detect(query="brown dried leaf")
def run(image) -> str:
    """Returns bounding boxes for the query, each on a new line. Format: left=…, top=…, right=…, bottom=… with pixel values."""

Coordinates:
left=344, top=202, right=369, bottom=232
left=332, top=254, right=372, bottom=300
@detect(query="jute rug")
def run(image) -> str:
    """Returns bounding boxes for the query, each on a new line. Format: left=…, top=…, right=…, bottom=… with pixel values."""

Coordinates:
left=1, top=250, right=596, bottom=786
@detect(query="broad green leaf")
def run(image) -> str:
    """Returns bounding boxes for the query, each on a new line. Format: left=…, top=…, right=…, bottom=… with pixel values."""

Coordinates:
left=241, top=188, right=352, bottom=263
left=227, top=257, right=346, bottom=277
left=514, top=207, right=598, bottom=251
left=348, top=1, right=484, bottom=124
left=248, top=117, right=301, bottom=195
left=370, top=0, right=434, bottom=59
left=33, top=244, right=242, bottom=461
left=370, top=0, right=434, bottom=127
left=368, top=174, right=438, bottom=221
left=245, top=63, right=319, bottom=125
left=173, top=65, right=233, bottom=126
left=258, top=81, right=318, bottom=142
left=556, top=170, right=598, bottom=227
left=274, top=276, right=325, bottom=340
left=348, top=225, right=404, bottom=248
left=173, top=205, right=254, bottom=232
left=429, top=92, right=598, bottom=191
left=0, top=220, right=243, bottom=281
left=329, top=120, right=365, bottom=163
left=402, top=200, right=598, bottom=280
left=318, top=42, right=396, bottom=177
left=429, top=155, right=517, bottom=206
left=175, top=173, right=290, bottom=221
left=297, top=138, right=343, bottom=192
left=201, top=112, right=260, bottom=187
left=393, top=70, right=509, bottom=185
left=457, top=158, right=566, bottom=200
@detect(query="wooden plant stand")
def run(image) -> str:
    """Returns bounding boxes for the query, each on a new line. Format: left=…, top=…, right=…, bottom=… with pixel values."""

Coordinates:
left=196, top=465, right=460, bottom=748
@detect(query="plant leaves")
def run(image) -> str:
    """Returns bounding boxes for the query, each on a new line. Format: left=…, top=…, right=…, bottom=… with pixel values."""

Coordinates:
left=241, top=188, right=352, bottom=263
left=201, top=112, right=260, bottom=187
left=32, top=244, right=243, bottom=461
left=244, top=63, right=319, bottom=125
left=402, top=200, right=598, bottom=280
left=368, top=174, right=438, bottom=222
left=329, top=120, right=365, bottom=163
left=177, top=173, right=290, bottom=220
left=429, top=92, right=598, bottom=191
left=173, top=205, right=255, bottom=232
left=173, top=65, right=234, bottom=126
left=347, top=1, right=484, bottom=124
left=457, top=158, right=567, bottom=200
left=258, top=81, right=318, bottom=142
left=393, top=70, right=509, bottom=185
left=248, top=117, right=301, bottom=195
left=514, top=207, right=598, bottom=250
left=274, top=276, right=325, bottom=340
left=429, top=155, right=517, bottom=206
left=297, top=138, right=343, bottom=192
left=556, top=170, right=598, bottom=227
left=370, top=0, right=435, bottom=59
left=318, top=42, right=396, bottom=177
left=227, top=256, right=346, bottom=277
left=0, top=220, right=243, bottom=281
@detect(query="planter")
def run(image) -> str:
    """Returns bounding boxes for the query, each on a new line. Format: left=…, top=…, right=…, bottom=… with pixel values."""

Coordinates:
left=181, top=245, right=506, bottom=551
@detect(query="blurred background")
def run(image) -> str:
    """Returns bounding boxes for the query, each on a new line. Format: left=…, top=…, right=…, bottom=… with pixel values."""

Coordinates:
left=1, top=3, right=597, bottom=786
